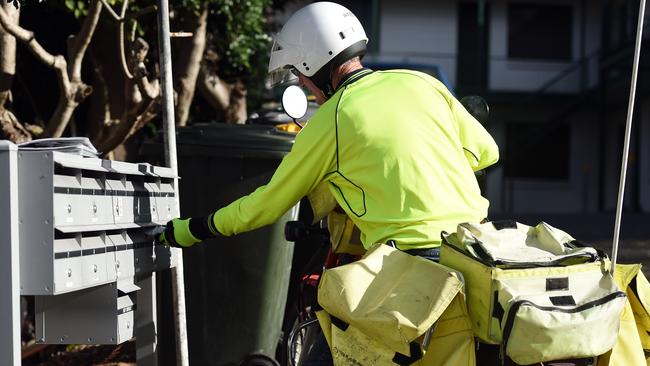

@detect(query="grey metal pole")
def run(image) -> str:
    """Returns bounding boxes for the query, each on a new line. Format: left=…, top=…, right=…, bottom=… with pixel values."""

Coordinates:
left=156, top=1, right=190, bottom=366
left=0, top=141, right=21, bottom=366
left=611, top=0, right=646, bottom=273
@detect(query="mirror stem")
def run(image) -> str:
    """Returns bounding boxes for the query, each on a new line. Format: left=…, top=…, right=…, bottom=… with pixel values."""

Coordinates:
left=293, top=118, right=304, bottom=129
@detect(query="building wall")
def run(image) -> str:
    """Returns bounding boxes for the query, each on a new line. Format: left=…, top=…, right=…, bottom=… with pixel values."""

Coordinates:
left=488, top=0, right=602, bottom=93
left=373, top=0, right=647, bottom=214
left=484, top=105, right=600, bottom=214
left=377, top=0, right=602, bottom=93
left=377, top=0, right=458, bottom=86
left=640, top=99, right=650, bottom=211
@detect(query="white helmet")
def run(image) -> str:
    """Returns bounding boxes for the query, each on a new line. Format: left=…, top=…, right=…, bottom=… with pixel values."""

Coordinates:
left=268, top=2, right=368, bottom=93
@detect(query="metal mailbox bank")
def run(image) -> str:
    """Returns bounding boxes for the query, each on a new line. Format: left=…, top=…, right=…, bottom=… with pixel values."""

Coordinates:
left=0, top=140, right=179, bottom=366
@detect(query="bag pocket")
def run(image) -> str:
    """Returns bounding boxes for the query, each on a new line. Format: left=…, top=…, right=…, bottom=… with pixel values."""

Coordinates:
left=502, top=291, right=626, bottom=365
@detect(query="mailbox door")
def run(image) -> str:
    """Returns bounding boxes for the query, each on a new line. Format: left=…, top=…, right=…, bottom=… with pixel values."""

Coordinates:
left=130, top=231, right=154, bottom=274
left=116, top=292, right=136, bottom=343
left=122, top=180, right=136, bottom=224
left=155, top=179, right=177, bottom=223
left=53, top=173, right=83, bottom=228
left=107, top=179, right=127, bottom=225
left=108, top=232, right=135, bottom=281
left=53, top=237, right=84, bottom=294
left=80, top=176, right=112, bottom=226
left=81, top=234, right=110, bottom=287
left=143, top=182, right=159, bottom=223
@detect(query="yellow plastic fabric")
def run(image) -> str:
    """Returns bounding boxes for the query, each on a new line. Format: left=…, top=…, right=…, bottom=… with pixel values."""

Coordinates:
left=326, top=210, right=366, bottom=255
left=598, top=264, right=649, bottom=366
left=316, top=244, right=475, bottom=365
left=213, top=69, right=499, bottom=250
left=307, top=182, right=338, bottom=222
left=308, top=182, right=366, bottom=255
left=441, top=228, right=618, bottom=345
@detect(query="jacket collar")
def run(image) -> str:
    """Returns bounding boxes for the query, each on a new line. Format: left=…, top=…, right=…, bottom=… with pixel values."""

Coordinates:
left=334, top=68, right=373, bottom=92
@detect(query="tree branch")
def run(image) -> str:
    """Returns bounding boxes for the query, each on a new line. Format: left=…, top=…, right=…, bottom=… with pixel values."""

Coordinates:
left=68, top=0, right=103, bottom=82
left=129, top=38, right=159, bottom=100
left=197, top=67, right=230, bottom=111
left=174, top=5, right=208, bottom=126
left=0, top=2, right=19, bottom=107
left=117, top=0, right=133, bottom=79
left=1, top=109, right=31, bottom=143
left=126, top=5, right=157, bottom=21
left=0, top=4, right=70, bottom=91
left=0, top=2, right=30, bottom=143
left=98, top=0, right=121, bottom=21
left=46, top=0, right=103, bottom=137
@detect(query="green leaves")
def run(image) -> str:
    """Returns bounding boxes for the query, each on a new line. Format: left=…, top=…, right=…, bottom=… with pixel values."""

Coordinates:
left=207, top=0, right=272, bottom=74
left=63, top=0, right=88, bottom=18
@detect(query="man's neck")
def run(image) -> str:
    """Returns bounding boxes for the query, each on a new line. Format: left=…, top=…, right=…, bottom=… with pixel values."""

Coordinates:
left=331, top=60, right=364, bottom=89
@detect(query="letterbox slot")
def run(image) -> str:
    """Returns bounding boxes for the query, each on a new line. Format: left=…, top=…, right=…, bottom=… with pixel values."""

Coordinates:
left=55, top=230, right=79, bottom=240
left=106, top=172, right=125, bottom=181
left=81, top=169, right=106, bottom=179
left=143, top=175, right=157, bottom=184
left=105, top=229, right=126, bottom=236
left=54, top=165, right=81, bottom=178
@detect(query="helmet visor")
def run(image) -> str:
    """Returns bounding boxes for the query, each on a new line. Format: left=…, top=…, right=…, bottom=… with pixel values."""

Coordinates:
left=268, top=66, right=299, bottom=87
left=268, top=40, right=299, bottom=87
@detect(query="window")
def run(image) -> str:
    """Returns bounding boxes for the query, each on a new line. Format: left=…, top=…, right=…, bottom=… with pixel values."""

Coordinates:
left=505, top=122, right=570, bottom=180
left=508, top=4, right=573, bottom=61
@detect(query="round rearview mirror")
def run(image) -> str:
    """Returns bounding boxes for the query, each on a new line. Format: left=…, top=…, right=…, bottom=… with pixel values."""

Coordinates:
left=460, top=95, right=489, bottom=125
left=282, top=85, right=308, bottom=120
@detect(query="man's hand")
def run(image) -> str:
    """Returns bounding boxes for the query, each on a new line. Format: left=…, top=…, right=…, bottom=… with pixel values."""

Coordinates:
left=159, top=215, right=220, bottom=248
left=159, top=218, right=201, bottom=248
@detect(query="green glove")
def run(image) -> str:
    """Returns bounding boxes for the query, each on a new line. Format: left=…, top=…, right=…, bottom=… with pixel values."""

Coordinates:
left=160, top=215, right=220, bottom=248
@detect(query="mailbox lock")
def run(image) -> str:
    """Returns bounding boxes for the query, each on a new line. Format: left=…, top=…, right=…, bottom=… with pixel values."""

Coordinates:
left=92, top=204, right=98, bottom=214
left=115, top=204, right=120, bottom=215
left=67, top=204, right=72, bottom=214
left=93, top=264, right=98, bottom=273
left=126, top=321, right=131, bottom=329
left=116, top=260, right=120, bottom=269
left=66, top=268, right=72, bottom=278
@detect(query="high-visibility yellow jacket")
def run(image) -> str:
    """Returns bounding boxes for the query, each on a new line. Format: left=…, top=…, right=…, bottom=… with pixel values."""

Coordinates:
left=214, top=69, right=499, bottom=250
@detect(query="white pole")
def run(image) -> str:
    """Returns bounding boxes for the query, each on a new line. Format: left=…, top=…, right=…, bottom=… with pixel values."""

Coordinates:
left=0, top=141, right=21, bottom=366
left=156, top=1, right=190, bottom=365
left=611, top=0, right=646, bottom=273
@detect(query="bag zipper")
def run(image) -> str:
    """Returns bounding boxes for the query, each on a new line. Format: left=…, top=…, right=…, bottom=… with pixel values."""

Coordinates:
left=490, top=252, right=599, bottom=269
left=443, top=240, right=599, bottom=269
left=501, top=291, right=627, bottom=351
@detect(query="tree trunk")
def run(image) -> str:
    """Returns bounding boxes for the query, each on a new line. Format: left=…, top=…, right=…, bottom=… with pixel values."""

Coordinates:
left=197, top=68, right=247, bottom=124
left=87, top=15, right=134, bottom=145
left=173, top=6, right=208, bottom=127
left=0, top=2, right=30, bottom=143
left=43, top=0, right=103, bottom=138
left=94, top=37, right=161, bottom=155
left=0, top=2, right=17, bottom=107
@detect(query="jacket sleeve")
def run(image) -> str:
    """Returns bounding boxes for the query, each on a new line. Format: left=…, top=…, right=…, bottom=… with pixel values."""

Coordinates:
left=212, top=114, right=336, bottom=236
left=450, top=97, right=499, bottom=171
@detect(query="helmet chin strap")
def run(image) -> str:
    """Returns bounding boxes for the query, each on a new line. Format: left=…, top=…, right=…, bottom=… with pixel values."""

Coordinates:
left=306, top=40, right=368, bottom=99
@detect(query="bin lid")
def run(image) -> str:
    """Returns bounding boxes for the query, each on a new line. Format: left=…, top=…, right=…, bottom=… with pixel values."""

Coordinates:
left=151, top=123, right=297, bottom=159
